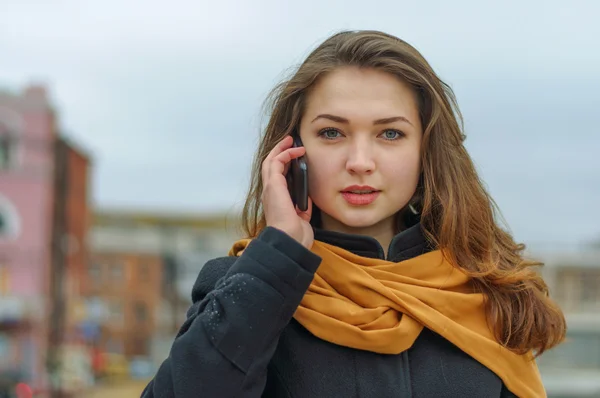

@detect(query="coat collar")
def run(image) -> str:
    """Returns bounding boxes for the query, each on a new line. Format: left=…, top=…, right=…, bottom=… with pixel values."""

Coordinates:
left=313, top=222, right=434, bottom=262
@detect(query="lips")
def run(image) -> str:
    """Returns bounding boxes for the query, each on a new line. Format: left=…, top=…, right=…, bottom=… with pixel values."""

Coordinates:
left=342, top=185, right=379, bottom=193
left=341, top=185, right=380, bottom=205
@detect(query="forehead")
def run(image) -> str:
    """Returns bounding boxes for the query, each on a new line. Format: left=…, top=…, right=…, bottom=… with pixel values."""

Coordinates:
left=304, top=67, right=419, bottom=117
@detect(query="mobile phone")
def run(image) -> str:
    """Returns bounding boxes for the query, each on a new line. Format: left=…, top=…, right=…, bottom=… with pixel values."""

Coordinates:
left=286, top=134, right=309, bottom=212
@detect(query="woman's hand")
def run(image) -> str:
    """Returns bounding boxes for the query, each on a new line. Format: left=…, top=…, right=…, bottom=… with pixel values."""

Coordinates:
left=261, top=135, right=314, bottom=249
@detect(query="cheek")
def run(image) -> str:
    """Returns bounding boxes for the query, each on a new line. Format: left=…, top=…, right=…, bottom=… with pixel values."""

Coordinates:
left=382, top=151, right=421, bottom=189
left=306, top=152, right=339, bottom=197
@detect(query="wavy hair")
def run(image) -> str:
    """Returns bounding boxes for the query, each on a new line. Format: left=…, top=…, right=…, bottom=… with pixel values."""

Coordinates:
left=241, top=30, right=566, bottom=356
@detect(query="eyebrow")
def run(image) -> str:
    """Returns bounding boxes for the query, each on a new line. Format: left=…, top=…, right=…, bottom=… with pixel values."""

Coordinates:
left=311, top=114, right=414, bottom=127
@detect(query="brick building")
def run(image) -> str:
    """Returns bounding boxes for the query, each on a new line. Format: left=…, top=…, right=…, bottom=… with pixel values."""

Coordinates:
left=61, top=141, right=93, bottom=342
left=0, top=84, right=92, bottom=393
left=83, top=251, right=163, bottom=357
left=85, top=209, right=239, bottom=366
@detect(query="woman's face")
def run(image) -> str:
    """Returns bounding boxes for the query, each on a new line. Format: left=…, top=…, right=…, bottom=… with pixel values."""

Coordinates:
left=299, top=66, right=423, bottom=237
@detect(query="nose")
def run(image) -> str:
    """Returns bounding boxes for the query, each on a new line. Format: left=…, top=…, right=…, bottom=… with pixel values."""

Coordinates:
left=345, top=139, right=376, bottom=175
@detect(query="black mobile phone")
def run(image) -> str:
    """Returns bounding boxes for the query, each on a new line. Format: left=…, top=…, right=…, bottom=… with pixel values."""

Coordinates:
left=286, top=134, right=309, bottom=212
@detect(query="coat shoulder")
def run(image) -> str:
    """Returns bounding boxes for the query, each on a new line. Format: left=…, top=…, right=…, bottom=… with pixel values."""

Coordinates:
left=191, top=255, right=237, bottom=301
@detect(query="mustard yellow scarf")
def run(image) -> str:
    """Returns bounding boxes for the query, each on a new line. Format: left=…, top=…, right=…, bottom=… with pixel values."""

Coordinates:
left=229, top=239, right=545, bottom=398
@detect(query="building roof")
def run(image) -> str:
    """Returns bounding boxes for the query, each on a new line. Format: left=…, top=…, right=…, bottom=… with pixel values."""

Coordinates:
left=537, top=250, right=600, bottom=269
left=0, top=83, right=53, bottom=112
left=61, top=134, right=94, bottom=163
left=93, top=207, right=240, bottom=230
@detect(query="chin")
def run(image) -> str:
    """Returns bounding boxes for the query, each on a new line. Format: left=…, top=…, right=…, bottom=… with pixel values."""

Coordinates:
left=336, top=213, right=385, bottom=228
left=325, top=206, right=391, bottom=230
left=314, top=195, right=400, bottom=231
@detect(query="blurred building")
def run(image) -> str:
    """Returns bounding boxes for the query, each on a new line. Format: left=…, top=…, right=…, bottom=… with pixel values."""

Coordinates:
left=0, top=84, right=92, bottom=393
left=86, top=209, right=240, bottom=368
left=535, top=245, right=600, bottom=398
left=82, top=251, right=163, bottom=357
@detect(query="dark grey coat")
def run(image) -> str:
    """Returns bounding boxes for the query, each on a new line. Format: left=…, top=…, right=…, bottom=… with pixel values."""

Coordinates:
left=142, top=223, right=519, bottom=397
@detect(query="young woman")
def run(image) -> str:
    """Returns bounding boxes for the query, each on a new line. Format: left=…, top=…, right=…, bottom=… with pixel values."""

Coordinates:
left=143, top=30, right=566, bottom=398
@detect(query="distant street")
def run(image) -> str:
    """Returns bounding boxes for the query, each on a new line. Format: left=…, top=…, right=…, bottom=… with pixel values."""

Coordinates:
left=82, top=380, right=149, bottom=398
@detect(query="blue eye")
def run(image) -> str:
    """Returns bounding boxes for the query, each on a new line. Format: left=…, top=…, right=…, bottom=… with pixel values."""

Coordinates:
left=318, top=128, right=342, bottom=140
left=381, top=130, right=403, bottom=140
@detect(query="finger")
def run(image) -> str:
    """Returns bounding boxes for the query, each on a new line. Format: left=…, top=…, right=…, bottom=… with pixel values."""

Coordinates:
left=272, top=147, right=305, bottom=178
left=270, top=146, right=305, bottom=176
left=264, top=135, right=293, bottom=162
left=262, top=136, right=294, bottom=184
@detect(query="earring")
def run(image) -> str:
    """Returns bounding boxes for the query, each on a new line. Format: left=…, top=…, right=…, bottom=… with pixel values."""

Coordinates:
left=408, top=203, right=419, bottom=215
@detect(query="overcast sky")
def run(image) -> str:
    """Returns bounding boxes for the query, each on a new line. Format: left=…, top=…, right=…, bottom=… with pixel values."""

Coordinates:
left=1, top=0, right=598, bottom=248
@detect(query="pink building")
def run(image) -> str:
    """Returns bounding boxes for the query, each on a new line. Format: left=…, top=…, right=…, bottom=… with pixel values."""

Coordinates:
left=0, top=85, right=61, bottom=392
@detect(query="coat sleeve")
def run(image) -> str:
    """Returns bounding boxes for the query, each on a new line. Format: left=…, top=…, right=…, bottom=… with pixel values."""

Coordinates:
left=140, top=227, right=321, bottom=398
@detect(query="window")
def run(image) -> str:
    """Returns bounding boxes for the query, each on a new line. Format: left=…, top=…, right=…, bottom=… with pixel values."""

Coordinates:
left=109, top=301, right=124, bottom=326
left=0, top=263, right=9, bottom=295
left=556, top=268, right=600, bottom=312
left=134, top=302, right=148, bottom=323
left=580, top=270, right=600, bottom=310
left=0, top=334, right=10, bottom=359
left=0, top=195, right=20, bottom=239
left=0, top=213, right=6, bottom=235
left=130, top=335, right=149, bottom=356
left=88, top=263, right=102, bottom=284
left=139, top=262, right=150, bottom=282
left=110, top=263, right=124, bottom=281
left=0, top=134, right=12, bottom=170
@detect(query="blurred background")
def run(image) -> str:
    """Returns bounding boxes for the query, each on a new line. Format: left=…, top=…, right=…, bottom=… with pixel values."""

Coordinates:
left=0, top=1, right=598, bottom=397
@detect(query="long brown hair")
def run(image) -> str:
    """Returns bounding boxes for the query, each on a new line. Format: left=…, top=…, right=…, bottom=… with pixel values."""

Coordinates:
left=241, top=30, right=566, bottom=356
